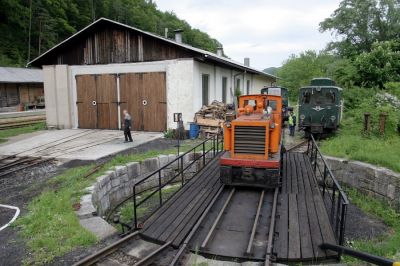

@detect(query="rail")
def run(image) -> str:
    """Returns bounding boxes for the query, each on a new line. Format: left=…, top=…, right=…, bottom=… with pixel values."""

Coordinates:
left=132, top=133, right=224, bottom=229
left=306, top=134, right=349, bottom=251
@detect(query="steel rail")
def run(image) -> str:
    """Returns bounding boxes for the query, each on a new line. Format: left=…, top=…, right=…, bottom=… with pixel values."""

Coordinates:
left=245, top=189, right=265, bottom=256
left=264, top=187, right=279, bottom=266
left=201, top=187, right=235, bottom=249
left=133, top=241, right=172, bottom=266
left=0, top=158, right=53, bottom=178
left=0, top=156, right=30, bottom=171
left=72, top=231, right=140, bottom=266
left=286, top=140, right=308, bottom=152
left=169, top=185, right=225, bottom=266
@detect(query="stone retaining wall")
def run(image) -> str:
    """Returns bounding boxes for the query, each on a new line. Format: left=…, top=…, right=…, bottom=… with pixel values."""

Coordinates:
left=75, top=151, right=211, bottom=239
left=325, top=156, right=400, bottom=210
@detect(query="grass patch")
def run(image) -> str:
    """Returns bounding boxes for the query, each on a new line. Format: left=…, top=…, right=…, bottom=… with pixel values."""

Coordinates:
left=16, top=166, right=98, bottom=265
left=118, top=183, right=181, bottom=228
left=16, top=138, right=208, bottom=265
left=320, top=124, right=400, bottom=173
left=343, top=188, right=400, bottom=264
left=0, top=122, right=46, bottom=143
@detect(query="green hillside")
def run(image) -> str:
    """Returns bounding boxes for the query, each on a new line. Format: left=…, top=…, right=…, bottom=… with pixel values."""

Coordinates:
left=0, top=0, right=222, bottom=67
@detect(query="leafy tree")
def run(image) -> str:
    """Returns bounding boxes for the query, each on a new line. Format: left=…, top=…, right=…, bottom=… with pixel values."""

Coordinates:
left=320, top=0, right=400, bottom=57
left=276, top=50, right=337, bottom=100
left=0, top=0, right=222, bottom=67
left=354, top=40, right=400, bottom=88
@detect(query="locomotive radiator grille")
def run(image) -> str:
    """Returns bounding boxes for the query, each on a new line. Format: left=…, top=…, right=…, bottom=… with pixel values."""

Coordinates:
left=234, top=126, right=266, bottom=155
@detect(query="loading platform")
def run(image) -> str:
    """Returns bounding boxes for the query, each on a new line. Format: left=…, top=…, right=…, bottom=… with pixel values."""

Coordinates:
left=140, top=150, right=341, bottom=263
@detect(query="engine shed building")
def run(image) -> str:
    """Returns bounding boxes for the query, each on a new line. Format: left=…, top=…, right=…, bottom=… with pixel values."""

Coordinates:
left=29, top=18, right=277, bottom=131
left=0, top=67, right=44, bottom=111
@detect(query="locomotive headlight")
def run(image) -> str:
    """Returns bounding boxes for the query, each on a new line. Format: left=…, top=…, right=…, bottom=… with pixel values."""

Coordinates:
left=300, top=114, right=306, bottom=120
left=330, top=115, right=336, bottom=121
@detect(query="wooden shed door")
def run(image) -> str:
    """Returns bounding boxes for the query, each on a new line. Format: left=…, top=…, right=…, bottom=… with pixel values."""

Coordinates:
left=96, top=74, right=118, bottom=129
left=120, top=72, right=166, bottom=132
left=76, top=75, right=97, bottom=128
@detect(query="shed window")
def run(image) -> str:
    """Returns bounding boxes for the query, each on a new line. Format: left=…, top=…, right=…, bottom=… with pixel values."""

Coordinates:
left=236, top=78, right=241, bottom=91
left=202, top=74, right=209, bottom=106
left=222, top=77, right=227, bottom=103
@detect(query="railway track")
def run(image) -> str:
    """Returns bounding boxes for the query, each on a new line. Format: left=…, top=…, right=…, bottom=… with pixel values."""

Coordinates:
left=0, top=155, right=53, bottom=178
left=73, top=185, right=280, bottom=266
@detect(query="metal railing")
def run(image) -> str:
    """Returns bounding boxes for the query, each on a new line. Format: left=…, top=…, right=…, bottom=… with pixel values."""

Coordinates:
left=132, top=133, right=224, bottom=229
left=306, top=134, right=349, bottom=249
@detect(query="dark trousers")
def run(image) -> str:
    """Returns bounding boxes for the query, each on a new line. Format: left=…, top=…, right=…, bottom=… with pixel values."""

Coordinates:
left=124, top=127, right=133, bottom=141
left=289, top=125, right=295, bottom=136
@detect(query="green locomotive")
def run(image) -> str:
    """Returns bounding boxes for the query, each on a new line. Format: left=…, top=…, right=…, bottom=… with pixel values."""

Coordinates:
left=261, top=86, right=290, bottom=121
left=298, top=78, right=343, bottom=134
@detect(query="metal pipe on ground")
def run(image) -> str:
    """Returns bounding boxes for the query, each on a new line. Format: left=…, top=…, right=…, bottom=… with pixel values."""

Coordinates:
left=320, top=243, right=399, bottom=266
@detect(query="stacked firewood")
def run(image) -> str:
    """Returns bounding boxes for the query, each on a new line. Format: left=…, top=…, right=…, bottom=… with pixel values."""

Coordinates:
left=194, top=101, right=233, bottom=138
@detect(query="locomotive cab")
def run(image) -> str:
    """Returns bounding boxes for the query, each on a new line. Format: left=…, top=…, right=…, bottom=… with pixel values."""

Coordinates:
left=220, top=94, right=282, bottom=188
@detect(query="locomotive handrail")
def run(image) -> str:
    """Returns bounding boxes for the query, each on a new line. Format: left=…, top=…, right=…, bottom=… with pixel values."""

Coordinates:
left=307, top=134, right=349, bottom=253
left=131, top=132, right=224, bottom=229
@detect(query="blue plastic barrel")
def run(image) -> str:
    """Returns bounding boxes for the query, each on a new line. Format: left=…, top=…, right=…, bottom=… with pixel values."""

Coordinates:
left=189, top=123, right=200, bottom=139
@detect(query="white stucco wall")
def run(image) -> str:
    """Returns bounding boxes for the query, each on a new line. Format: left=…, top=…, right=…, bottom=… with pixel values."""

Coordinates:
left=71, top=59, right=195, bottom=130
left=43, top=59, right=276, bottom=130
left=251, top=75, right=276, bottom=94
left=42, top=65, right=72, bottom=129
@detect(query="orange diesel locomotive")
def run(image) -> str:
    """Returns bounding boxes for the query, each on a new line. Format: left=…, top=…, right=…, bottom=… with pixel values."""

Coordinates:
left=220, top=94, right=283, bottom=188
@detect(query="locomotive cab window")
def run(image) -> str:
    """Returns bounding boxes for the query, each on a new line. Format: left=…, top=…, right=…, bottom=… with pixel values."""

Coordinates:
left=266, top=100, right=277, bottom=111
left=302, top=91, right=311, bottom=104
left=327, top=91, right=336, bottom=103
left=244, top=99, right=257, bottom=110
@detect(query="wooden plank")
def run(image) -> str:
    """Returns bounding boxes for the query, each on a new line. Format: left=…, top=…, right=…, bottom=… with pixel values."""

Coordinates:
left=146, top=162, right=219, bottom=239
left=76, top=75, right=97, bottom=128
left=281, top=153, right=288, bottom=193
left=288, top=193, right=301, bottom=260
left=292, top=152, right=314, bottom=260
left=170, top=177, right=222, bottom=246
left=274, top=193, right=289, bottom=260
left=120, top=73, right=143, bottom=131
left=141, top=157, right=219, bottom=233
left=142, top=72, right=167, bottom=132
left=290, top=153, right=299, bottom=194
left=141, top=158, right=218, bottom=230
left=298, top=153, right=327, bottom=260
left=286, top=154, right=292, bottom=194
left=96, top=74, right=118, bottom=129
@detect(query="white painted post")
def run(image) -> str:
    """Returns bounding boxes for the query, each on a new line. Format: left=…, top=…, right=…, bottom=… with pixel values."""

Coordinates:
left=117, top=74, right=121, bottom=130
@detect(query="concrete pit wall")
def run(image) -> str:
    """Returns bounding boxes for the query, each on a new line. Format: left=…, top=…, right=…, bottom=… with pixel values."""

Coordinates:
left=91, top=151, right=209, bottom=217
left=324, top=156, right=400, bottom=210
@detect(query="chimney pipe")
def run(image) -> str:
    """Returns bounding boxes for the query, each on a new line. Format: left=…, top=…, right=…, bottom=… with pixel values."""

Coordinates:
left=174, top=29, right=183, bottom=43
left=216, top=46, right=223, bottom=57
left=164, top=28, right=169, bottom=38
left=244, top=57, right=250, bottom=67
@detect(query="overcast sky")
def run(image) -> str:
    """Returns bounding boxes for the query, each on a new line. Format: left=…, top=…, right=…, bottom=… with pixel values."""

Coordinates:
left=154, top=0, right=342, bottom=70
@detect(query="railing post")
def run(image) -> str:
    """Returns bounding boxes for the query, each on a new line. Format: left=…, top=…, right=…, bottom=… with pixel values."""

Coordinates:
left=313, top=147, right=318, bottom=173
left=213, top=136, right=216, bottom=157
left=202, top=141, right=206, bottom=167
left=216, top=134, right=219, bottom=154
left=339, top=203, right=347, bottom=246
left=336, top=197, right=341, bottom=239
left=133, top=185, right=138, bottom=229
left=180, top=156, right=184, bottom=186
left=158, top=171, right=162, bottom=206
left=331, top=186, right=336, bottom=224
left=322, top=165, right=327, bottom=196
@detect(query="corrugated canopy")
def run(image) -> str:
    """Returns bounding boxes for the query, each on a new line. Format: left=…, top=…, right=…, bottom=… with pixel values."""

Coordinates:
left=0, top=67, right=43, bottom=83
